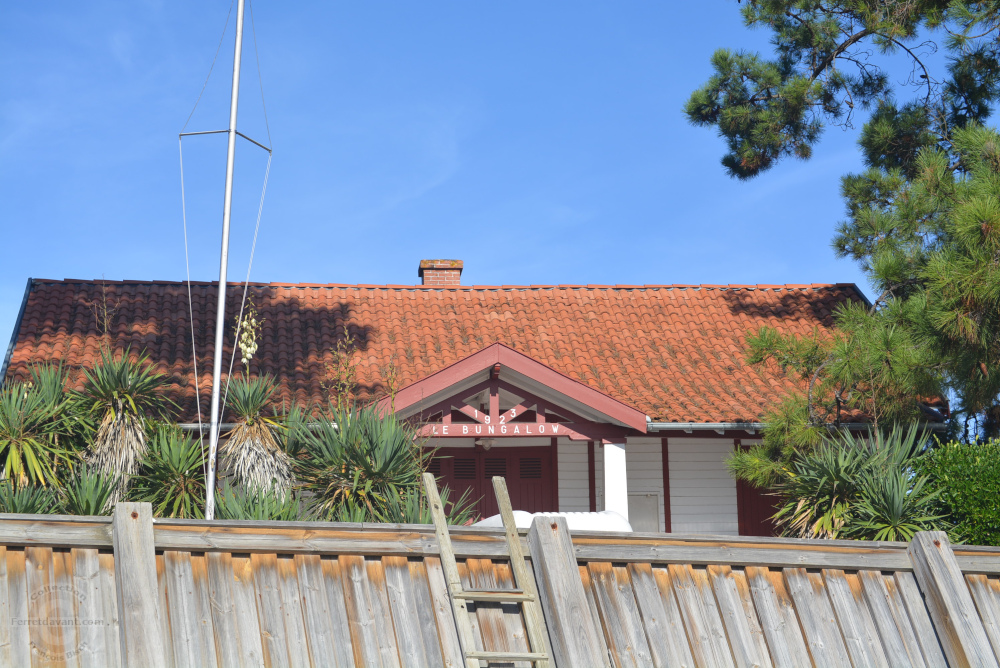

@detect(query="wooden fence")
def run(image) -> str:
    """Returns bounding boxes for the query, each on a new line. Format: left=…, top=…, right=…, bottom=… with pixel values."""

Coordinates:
left=0, top=503, right=997, bottom=667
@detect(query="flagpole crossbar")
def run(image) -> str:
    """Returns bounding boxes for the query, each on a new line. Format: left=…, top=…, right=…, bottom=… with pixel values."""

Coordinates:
left=180, top=130, right=272, bottom=154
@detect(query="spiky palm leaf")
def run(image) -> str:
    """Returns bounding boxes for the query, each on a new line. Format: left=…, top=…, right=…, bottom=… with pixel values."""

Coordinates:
left=847, top=469, right=945, bottom=542
left=294, top=403, right=425, bottom=521
left=0, top=380, right=66, bottom=486
left=130, top=424, right=206, bottom=518
left=771, top=426, right=947, bottom=540
left=220, top=376, right=291, bottom=494
left=29, top=363, right=89, bottom=462
left=58, top=467, right=118, bottom=516
left=0, top=482, right=57, bottom=514
left=215, top=482, right=311, bottom=521
left=76, top=347, right=172, bottom=490
left=380, top=485, right=478, bottom=525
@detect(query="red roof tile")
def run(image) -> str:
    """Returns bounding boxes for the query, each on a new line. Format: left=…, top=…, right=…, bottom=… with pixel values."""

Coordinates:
left=2, top=279, right=866, bottom=423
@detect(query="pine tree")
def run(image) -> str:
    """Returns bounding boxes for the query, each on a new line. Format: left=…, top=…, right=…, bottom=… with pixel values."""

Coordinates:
left=685, top=1, right=1000, bottom=180
left=688, top=2, right=1000, bottom=444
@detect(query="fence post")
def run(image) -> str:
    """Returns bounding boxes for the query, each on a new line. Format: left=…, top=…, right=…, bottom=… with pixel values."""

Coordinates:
left=112, top=503, right=167, bottom=668
left=908, top=531, right=998, bottom=668
left=526, top=516, right=610, bottom=668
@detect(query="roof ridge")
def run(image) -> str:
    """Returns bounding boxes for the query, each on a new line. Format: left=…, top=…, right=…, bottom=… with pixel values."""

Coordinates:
left=32, top=278, right=861, bottom=291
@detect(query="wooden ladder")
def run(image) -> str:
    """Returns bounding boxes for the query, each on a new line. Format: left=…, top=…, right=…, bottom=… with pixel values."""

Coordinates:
left=422, top=472, right=551, bottom=668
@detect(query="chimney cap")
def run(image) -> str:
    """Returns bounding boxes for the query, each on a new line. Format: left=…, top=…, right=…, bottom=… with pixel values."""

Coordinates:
left=417, top=259, right=463, bottom=278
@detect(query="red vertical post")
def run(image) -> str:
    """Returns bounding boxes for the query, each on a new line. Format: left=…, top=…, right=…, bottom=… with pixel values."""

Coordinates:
left=489, top=379, right=500, bottom=425
left=661, top=437, right=671, bottom=533
left=551, top=437, right=559, bottom=511
left=587, top=440, right=597, bottom=512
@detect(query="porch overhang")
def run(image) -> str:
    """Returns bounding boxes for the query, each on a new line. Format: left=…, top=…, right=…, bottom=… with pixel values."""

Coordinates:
left=378, top=342, right=648, bottom=441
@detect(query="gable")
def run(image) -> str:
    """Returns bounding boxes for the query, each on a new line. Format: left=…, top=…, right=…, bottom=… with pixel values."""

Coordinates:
left=384, top=343, right=648, bottom=441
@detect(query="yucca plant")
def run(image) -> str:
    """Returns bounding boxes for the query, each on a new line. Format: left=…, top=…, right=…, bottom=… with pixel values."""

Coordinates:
left=58, top=467, right=118, bottom=516
left=76, top=347, right=172, bottom=490
left=130, top=424, right=206, bottom=518
left=771, top=426, right=948, bottom=540
left=846, top=469, right=945, bottom=542
left=320, top=479, right=478, bottom=525
left=220, top=375, right=292, bottom=495
left=0, top=380, right=66, bottom=486
left=770, top=442, right=867, bottom=539
left=215, top=482, right=311, bottom=521
left=276, top=399, right=309, bottom=460
left=379, top=485, right=478, bottom=525
left=0, top=482, right=57, bottom=514
left=294, top=403, right=426, bottom=521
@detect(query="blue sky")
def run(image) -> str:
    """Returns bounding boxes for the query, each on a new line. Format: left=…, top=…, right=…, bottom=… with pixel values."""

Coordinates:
left=1, top=1, right=882, bottom=349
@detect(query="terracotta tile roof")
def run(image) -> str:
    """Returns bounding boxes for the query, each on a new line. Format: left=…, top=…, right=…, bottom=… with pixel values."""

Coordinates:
left=2, top=279, right=867, bottom=423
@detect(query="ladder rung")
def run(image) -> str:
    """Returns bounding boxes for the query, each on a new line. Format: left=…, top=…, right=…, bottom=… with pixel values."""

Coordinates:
left=466, top=650, right=549, bottom=661
left=453, top=589, right=535, bottom=603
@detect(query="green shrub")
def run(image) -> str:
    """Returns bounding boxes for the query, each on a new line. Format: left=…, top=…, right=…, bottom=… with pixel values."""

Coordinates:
left=921, top=440, right=1000, bottom=546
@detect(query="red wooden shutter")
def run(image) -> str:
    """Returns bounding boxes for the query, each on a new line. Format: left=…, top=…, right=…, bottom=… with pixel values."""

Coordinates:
left=427, top=446, right=556, bottom=520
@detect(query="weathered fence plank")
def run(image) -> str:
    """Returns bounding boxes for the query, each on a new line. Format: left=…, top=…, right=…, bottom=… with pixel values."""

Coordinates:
left=586, top=561, right=655, bottom=668
left=250, top=552, right=290, bottom=668
left=73, top=548, right=108, bottom=668
left=97, top=553, right=121, bottom=668
left=526, top=516, right=609, bottom=668
left=627, top=562, right=696, bottom=668
left=858, top=569, right=926, bottom=668
left=164, top=551, right=208, bottom=668
left=908, top=531, right=1000, bottom=668
left=8, top=549, right=30, bottom=667
left=708, top=564, right=773, bottom=668
left=744, top=566, right=811, bottom=668
left=318, top=557, right=356, bottom=668
left=205, top=551, right=242, bottom=668
left=407, top=559, right=449, bottom=668
left=783, top=567, right=852, bottom=668
left=229, top=556, right=265, bottom=668
left=364, top=557, right=403, bottom=668
left=0, top=546, right=11, bottom=668
left=892, top=571, right=948, bottom=668
left=112, top=504, right=166, bottom=668
left=191, top=554, right=220, bottom=668
left=822, top=569, right=888, bottom=668
left=384, top=555, right=429, bottom=667
left=424, top=556, right=466, bottom=668
left=667, top=563, right=736, bottom=668
left=25, top=546, right=59, bottom=668
left=966, top=574, right=1000, bottom=664
left=276, top=556, right=311, bottom=668
left=293, top=554, right=340, bottom=668
left=339, top=554, right=382, bottom=666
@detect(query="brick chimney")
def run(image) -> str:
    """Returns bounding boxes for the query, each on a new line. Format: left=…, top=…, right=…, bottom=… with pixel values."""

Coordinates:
left=418, top=259, right=463, bottom=286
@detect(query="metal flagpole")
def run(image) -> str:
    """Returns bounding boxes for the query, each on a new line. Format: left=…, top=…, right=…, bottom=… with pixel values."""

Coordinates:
left=205, top=0, right=246, bottom=520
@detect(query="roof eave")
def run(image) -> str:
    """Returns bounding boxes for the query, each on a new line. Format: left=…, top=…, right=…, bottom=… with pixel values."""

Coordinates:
left=1, top=278, right=33, bottom=386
